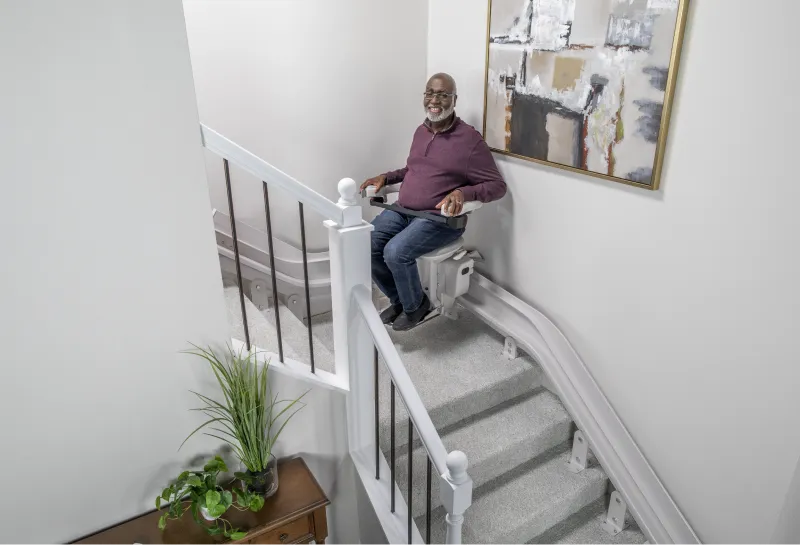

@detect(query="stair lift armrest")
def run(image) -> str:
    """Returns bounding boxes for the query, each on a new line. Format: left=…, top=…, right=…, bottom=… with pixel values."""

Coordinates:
left=369, top=199, right=469, bottom=229
left=362, top=183, right=482, bottom=229
left=361, top=183, right=400, bottom=201
left=440, top=200, right=483, bottom=217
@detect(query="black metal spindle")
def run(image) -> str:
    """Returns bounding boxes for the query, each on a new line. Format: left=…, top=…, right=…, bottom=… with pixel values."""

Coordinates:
left=408, top=419, right=413, bottom=544
left=223, top=158, right=250, bottom=351
left=390, top=381, right=396, bottom=513
left=374, top=347, right=380, bottom=480
left=298, top=202, right=315, bottom=373
left=426, top=457, right=432, bottom=544
left=262, top=182, right=283, bottom=363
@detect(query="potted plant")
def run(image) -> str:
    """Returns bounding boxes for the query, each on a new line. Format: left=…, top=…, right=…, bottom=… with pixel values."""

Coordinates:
left=155, top=455, right=264, bottom=540
left=181, top=344, right=307, bottom=499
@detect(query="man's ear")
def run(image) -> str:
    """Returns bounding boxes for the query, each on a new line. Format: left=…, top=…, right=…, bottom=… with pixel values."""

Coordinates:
left=453, top=95, right=458, bottom=107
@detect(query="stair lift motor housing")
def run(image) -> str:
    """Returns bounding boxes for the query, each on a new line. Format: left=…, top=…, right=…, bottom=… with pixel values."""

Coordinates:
left=416, top=238, right=474, bottom=310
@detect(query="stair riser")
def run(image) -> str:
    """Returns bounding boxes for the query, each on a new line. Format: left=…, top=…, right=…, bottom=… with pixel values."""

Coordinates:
left=532, top=497, right=609, bottom=545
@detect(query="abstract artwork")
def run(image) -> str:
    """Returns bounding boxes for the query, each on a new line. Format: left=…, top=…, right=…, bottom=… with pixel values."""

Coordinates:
left=483, top=0, right=688, bottom=189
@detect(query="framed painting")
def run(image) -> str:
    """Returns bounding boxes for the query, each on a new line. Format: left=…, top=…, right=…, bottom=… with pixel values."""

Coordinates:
left=483, top=0, right=689, bottom=190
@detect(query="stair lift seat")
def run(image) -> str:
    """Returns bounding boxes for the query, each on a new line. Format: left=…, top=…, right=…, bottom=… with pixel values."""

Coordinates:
left=363, top=184, right=482, bottom=317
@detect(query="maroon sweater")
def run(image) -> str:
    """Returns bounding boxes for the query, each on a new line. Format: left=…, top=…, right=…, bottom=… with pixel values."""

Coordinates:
left=383, top=117, right=507, bottom=213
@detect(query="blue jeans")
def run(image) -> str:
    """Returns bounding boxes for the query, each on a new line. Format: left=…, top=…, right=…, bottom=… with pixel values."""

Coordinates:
left=370, top=209, right=465, bottom=313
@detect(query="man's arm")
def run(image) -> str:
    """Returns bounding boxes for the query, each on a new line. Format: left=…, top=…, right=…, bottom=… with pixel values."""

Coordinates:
left=383, top=166, right=408, bottom=185
left=460, top=138, right=507, bottom=202
left=360, top=165, right=408, bottom=193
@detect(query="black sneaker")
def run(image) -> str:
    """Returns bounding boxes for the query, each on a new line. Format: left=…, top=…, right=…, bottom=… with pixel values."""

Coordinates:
left=380, top=304, right=403, bottom=325
left=392, top=295, right=432, bottom=332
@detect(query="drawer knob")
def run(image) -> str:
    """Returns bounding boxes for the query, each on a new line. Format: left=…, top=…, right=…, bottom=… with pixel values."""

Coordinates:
left=279, top=533, right=289, bottom=542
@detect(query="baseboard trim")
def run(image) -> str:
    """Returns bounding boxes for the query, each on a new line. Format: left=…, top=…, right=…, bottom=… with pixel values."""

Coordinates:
left=460, top=273, right=700, bottom=544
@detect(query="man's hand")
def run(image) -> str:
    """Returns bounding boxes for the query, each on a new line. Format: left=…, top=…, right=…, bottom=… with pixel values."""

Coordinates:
left=360, top=174, right=387, bottom=194
left=436, top=189, right=465, bottom=216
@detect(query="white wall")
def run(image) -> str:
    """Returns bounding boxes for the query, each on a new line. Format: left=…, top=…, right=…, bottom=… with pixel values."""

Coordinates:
left=265, top=373, right=361, bottom=545
left=182, top=3, right=429, bottom=541
left=773, top=455, right=800, bottom=543
left=183, top=0, right=429, bottom=251
left=0, top=1, right=231, bottom=542
left=428, top=0, right=800, bottom=542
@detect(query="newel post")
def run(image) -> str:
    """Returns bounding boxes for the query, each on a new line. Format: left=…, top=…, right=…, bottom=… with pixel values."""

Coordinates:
left=440, top=450, right=473, bottom=544
left=325, top=178, right=374, bottom=453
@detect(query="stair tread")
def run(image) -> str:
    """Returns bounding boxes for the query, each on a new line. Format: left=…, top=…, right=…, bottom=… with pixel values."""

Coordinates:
left=377, top=307, right=544, bottom=447
left=392, top=390, right=572, bottom=516
left=551, top=512, right=648, bottom=544
left=224, top=286, right=336, bottom=372
left=423, top=449, right=608, bottom=544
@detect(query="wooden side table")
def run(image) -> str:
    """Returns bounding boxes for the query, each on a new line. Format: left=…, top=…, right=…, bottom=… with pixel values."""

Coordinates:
left=77, top=457, right=330, bottom=544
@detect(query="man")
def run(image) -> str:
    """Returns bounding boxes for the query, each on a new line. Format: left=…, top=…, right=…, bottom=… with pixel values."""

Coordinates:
left=360, top=73, right=507, bottom=332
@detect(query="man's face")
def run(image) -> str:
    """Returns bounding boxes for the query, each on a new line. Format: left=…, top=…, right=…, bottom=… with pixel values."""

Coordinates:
left=423, top=78, right=457, bottom=122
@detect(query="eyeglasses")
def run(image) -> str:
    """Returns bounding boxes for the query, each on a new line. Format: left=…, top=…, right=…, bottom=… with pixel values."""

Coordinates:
left=423, top=91, right=456, bottom=100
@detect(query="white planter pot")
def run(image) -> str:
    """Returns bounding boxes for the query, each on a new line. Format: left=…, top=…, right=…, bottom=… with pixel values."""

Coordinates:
left=200, top=506, right=219, bottom=521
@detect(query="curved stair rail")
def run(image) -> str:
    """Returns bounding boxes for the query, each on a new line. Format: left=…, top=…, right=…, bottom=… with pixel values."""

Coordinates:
left=460, top=274, right=699, bottom=544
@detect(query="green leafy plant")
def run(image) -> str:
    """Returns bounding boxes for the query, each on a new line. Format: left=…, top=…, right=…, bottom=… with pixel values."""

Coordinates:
left=181, top=344, right=308, bottom=480
left=155, top=455, right=264, bottom=540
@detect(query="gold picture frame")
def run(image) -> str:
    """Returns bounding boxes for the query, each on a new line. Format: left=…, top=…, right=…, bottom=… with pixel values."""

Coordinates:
left=482, top=0, right=690, bottom=190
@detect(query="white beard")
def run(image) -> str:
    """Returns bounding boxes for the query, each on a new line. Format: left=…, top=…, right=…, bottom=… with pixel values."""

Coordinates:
left=425, top=103, right=455, bottom=123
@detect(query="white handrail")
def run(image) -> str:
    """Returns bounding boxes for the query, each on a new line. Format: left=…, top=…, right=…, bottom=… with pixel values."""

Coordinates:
left=352, top=284, right=448, bottom=475
left=200, top=124, right=361, bottom=227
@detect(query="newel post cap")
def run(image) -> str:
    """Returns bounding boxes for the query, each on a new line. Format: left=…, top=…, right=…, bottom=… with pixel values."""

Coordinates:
left=337, top=178, right=358, bottom=206
left=447, top=450, right=469, bottom=484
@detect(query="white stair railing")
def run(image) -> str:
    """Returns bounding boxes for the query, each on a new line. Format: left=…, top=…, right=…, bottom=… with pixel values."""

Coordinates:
left=200, top=124, right=359, bottom=381
left=353, top=284, right=473, bottom=544
left=201, top=125, right=362, bottom=229
left=327, top=179, right=473, bottom=543
left=200, top=124, right=471, bottom=543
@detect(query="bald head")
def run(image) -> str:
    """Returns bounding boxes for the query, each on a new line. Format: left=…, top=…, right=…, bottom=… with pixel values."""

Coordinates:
left=427, top=72, right=457, bottom=95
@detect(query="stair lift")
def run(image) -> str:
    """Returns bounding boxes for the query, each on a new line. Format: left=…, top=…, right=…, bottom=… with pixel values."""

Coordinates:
left=362, top=184, right=483, bottom=322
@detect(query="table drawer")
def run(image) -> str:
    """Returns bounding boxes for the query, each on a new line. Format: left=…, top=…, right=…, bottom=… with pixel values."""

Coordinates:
left=247, top=516, right=313, bottom=544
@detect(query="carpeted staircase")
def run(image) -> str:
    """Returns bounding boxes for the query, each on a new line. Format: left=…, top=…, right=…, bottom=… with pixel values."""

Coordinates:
left=224, top=285, right=647, bottom=544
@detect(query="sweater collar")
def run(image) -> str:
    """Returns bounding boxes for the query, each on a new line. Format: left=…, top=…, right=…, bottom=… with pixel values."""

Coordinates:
left=423, top=114, right=460, bottom=135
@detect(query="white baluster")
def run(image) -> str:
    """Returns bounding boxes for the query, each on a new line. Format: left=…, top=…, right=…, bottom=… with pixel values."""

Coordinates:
left=326, top=178, right=373, bottom=452
left=440, top=450, right=473, bottom=544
